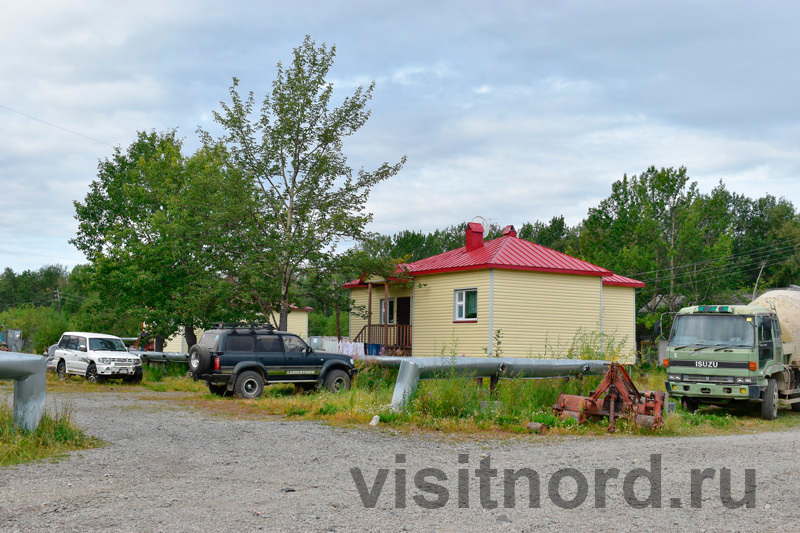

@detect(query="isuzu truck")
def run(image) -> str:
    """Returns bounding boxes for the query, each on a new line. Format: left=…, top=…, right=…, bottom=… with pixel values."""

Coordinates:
left=662, top=289, right=800, bottom=419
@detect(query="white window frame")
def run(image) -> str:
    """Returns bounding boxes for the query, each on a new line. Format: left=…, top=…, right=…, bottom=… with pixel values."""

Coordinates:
left=380, top=298, right=396, bottom=324
left=454, top=288, right=478, bottom=321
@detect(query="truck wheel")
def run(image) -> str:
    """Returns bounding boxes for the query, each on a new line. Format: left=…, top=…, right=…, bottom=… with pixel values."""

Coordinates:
left=57, top=360, right=66, bottom=380
left=761, top=378, right=779, bottom=420
left=234, top=371, right=264, bottom=399
left=324, top=369, right=350, bottom=393
left=681, top=397, right=699, bottom=412
left=188, top=345, right=212, bottom=376
left=208, top=382, right=228, bottom=396
left=791, top=401, right=800, bottom=413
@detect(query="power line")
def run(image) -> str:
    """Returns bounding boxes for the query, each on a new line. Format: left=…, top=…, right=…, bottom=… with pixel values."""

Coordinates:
left=629, top=235, right=800, bottom=278
left=0, top=104, right=115, bottom=148
left=634, top=244, right=800, bottom=286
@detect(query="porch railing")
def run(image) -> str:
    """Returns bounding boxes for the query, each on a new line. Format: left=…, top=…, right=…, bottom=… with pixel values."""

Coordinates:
left=353, top=324, right=412, bottom=347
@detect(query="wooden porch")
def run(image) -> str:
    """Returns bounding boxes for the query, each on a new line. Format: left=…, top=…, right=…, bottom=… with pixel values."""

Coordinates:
left=352, top=324, right=412, bottom=348
left=352, top=279, right=412, bottom=352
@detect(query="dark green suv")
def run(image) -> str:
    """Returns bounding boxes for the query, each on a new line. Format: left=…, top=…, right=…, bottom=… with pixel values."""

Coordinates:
left=188, top=323, right=357, bottom=398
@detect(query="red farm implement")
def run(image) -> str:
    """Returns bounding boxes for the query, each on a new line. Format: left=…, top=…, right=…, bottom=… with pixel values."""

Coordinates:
left=553, top=362, right=666, bottom=432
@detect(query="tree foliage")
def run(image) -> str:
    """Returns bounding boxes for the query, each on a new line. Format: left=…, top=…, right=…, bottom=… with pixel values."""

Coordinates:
left=199, top=36, right=405, bottom=330
left=71, top=131, right=242, bottom=344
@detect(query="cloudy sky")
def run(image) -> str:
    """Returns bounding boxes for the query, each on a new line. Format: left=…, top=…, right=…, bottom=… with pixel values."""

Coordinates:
left=2, top=1, right=799, bottom=273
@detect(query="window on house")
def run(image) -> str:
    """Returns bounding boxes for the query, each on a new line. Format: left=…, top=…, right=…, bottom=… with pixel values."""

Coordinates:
left=380, top=298, right=395, bottom=324
left=454, top=289, right=477, bottom=321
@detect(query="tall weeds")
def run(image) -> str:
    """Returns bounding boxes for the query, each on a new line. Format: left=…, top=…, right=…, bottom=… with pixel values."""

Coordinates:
left=0, top=401, right=102, bottom=466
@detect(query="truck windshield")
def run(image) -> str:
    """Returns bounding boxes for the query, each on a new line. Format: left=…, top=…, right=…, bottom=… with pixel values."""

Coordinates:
left=669, top=314, right=754, bottom=348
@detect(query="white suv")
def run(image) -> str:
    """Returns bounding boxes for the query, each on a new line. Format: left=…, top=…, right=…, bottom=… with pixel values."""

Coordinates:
left=54, top=332, right=143, bottom=383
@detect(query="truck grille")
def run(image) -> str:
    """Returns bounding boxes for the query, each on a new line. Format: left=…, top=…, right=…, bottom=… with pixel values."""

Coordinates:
left=681, top=375, right=734, bottom=383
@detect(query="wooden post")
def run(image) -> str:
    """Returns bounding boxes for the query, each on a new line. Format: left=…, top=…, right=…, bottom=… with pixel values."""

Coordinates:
left=384, top=282, right=390, bottom=347
left=367, top=283, right=372, bottom=344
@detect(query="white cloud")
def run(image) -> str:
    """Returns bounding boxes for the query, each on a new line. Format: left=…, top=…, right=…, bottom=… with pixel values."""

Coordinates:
left=2, top=0, right=800, bottom=274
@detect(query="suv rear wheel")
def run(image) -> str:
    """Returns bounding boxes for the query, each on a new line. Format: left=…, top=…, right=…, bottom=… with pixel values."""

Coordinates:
left=324, top=369, right=350, bottom=393
left=234, top=370, right=264, bottom=399
left=208, top=382, right=228, bottom=396
left=188, top=345, right=212, bottom=376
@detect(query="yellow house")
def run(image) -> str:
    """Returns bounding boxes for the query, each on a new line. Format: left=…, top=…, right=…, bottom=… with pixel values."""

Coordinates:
left=163, top=306, right=312, bottom=352
left=345, top=224, right=643, bottom=363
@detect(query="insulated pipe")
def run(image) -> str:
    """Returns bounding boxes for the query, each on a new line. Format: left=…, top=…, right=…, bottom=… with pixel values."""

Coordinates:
left=0, top=352, right=47, bottom=430
left=130, top=351, right=189, bottom=363
left=361, top=356, right=610, bottom=411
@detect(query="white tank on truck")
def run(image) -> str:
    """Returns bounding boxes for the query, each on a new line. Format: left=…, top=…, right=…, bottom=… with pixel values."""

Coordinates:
left=751, top=289, right=800, bottom=365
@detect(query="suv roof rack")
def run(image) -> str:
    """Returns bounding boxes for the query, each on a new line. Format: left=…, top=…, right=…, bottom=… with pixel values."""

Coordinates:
left=212, top=322, right=275, bottom=334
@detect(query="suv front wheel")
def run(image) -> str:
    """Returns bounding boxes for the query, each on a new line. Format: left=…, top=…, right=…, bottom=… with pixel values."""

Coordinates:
left=324, top=369, right=351, bottom=393
left=234, top=370, right=264, bottom=399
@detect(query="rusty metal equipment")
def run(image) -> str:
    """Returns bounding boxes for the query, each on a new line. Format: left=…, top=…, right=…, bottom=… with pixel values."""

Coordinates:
left=553, top=363, right=666, bottom=432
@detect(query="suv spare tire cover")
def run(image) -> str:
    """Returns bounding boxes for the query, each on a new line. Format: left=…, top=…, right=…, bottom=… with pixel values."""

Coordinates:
left=188, top=344, right=212, bottom=375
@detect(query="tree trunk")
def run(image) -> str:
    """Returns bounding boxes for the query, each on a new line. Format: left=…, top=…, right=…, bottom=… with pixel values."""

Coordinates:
left=184, top=324, right=197, bottom=349
left=280, top=278, right=290, bottom=331
left=335, top=305, right=342, bottom=341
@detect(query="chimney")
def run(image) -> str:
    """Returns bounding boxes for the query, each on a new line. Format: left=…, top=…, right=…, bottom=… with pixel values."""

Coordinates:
left=466, top=222, right=484, bottom=252
left=502, top=225, right=516, bottom=237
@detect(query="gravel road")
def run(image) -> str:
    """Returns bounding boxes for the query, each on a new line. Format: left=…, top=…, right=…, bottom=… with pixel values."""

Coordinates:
left=1, top=390, right=798, bottom=532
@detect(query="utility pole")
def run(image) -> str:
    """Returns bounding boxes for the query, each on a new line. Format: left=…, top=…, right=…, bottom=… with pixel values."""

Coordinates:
left=56, top=289, right=62, bottom=315
left=752, top=261, right=767, bottom=301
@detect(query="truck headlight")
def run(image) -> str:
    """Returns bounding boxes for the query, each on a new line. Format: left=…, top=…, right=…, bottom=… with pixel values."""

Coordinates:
left=667, top=374, right=681, bottom=381
left=735, top=377, right=754, bottom=384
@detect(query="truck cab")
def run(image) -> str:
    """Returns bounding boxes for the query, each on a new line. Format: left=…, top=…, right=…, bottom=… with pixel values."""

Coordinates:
left=663, top=304, right=799, bottom=419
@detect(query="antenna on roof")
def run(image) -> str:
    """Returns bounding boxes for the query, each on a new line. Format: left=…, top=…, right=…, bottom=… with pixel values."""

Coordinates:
left=471, top=216, right=487, bottom=234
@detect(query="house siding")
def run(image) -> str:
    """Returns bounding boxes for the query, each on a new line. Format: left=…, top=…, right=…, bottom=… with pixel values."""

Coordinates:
left=601, top=285, right=637, bottom=363
left=164, top=327, right=204, bottom=353
left=165, top=311, right=310, bottom=353
left=492, top=270, right=603, bottom=358
left=412, top=270, right=491, bottom=357
left=348, top=284, right=414, bottom=341
left=269, top=310, right=310, bottom=340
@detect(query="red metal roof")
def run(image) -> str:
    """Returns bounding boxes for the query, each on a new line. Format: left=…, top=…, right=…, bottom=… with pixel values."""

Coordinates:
left=602, top=273, right=645, bottom=288
left=405, top=234, right=612, bottom=277
left=342, top=232, right=647, bottom=288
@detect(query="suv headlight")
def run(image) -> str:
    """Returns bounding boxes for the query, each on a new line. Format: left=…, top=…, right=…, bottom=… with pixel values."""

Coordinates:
left=98, top=357, right=111, bottom=365
left=667, top=374, right=681, bottom=381
left=132, top=357, right=141, bottom=365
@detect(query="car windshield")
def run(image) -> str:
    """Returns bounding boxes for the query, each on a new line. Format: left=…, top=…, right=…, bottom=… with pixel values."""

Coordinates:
left=89, top=338, right=127, bottom=352
left=669, top=314, right=755, bottom=348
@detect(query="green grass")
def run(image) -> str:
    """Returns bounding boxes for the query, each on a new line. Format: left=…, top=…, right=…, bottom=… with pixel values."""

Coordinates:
left=143, top=362, right=188, bottom=382
left=20, top=358, right=800, bottom=439
left=182, top=363, right=800, bottom=438
left=0, top=401, right=103, bottom=466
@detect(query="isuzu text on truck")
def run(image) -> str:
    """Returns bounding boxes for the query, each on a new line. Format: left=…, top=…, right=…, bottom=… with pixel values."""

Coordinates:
left=662, top=289, right=800, bottom=419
